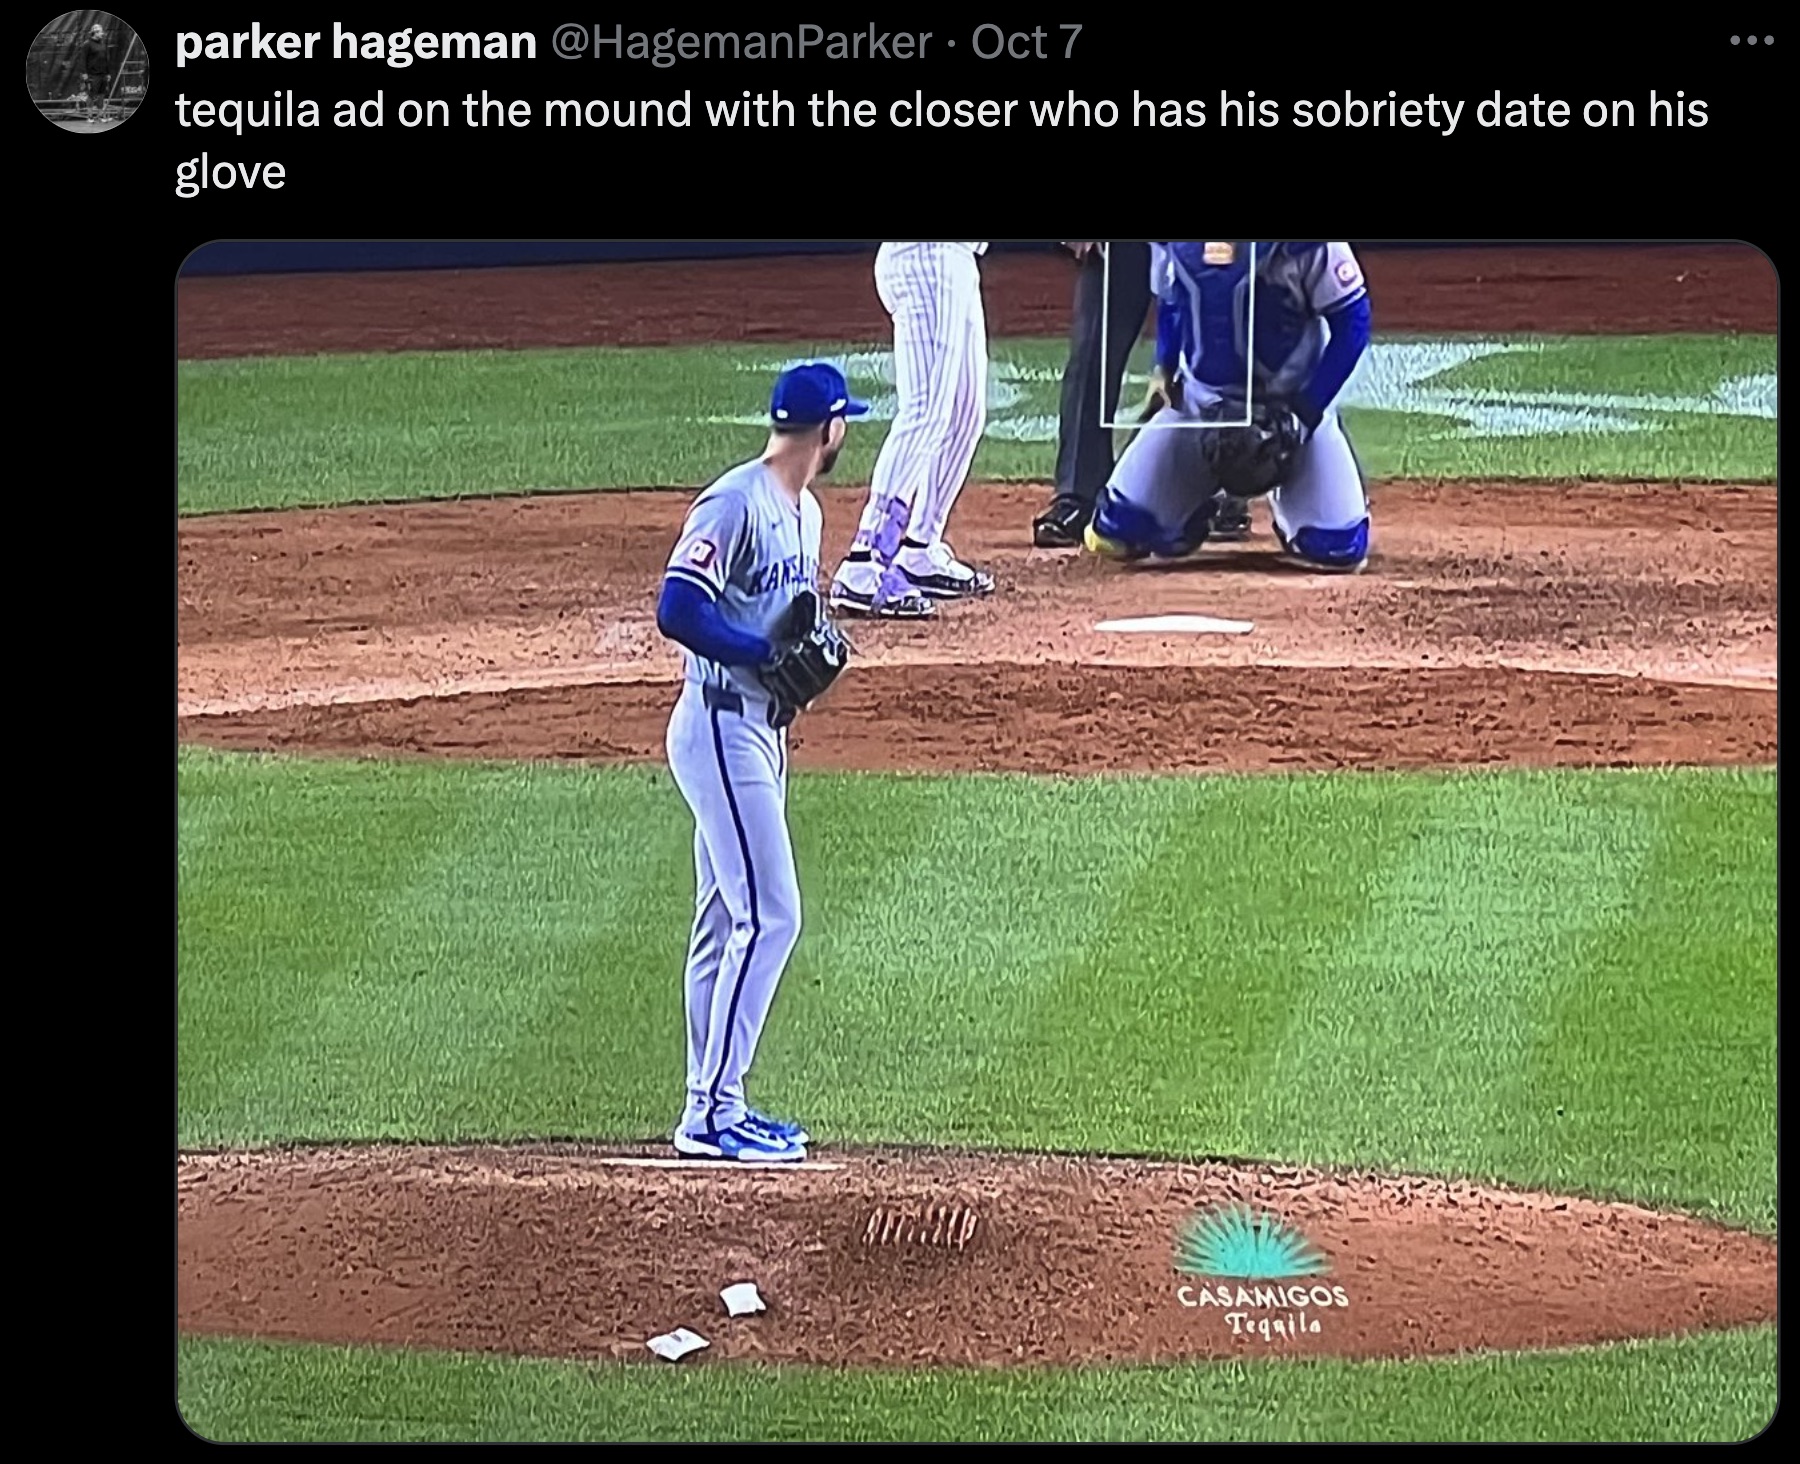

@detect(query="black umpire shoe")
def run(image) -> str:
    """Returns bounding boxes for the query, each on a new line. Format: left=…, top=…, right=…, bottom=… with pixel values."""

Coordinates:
left=1211, top=494, right=1254, bottom=541
left=1033, top=496, right=1091, bottom=549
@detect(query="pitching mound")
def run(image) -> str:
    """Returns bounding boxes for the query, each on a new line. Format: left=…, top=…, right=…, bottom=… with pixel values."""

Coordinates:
left=178, top=1143, right=1775, bottom=1368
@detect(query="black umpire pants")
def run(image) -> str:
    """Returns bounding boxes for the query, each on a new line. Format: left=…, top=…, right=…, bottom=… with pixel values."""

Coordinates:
left=1051, top=241, right=1153, bottom=507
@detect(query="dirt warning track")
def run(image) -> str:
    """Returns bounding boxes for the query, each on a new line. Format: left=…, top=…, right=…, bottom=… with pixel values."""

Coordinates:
left=176, top=244, right=1777, bottom=359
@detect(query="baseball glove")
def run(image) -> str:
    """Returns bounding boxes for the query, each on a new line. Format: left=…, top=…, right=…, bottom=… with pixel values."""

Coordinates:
left=758, top=590, right=852, bottom=730
left=1196, top=395, right=1307, bottom=497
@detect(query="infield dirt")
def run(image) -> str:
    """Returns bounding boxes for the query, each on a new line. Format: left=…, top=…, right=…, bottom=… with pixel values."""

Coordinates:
left=177, top=245, right=1776, bottom=1369
left=177, top=480, right=1775, bottom=774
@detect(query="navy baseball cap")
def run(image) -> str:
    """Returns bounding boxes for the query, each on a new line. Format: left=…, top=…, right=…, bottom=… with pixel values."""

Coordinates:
left=770, top=362, right=870, bottom=426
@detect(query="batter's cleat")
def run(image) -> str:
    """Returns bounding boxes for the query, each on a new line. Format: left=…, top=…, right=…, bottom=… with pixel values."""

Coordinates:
left=1211, top=495, right=1254, bottom=542
left=897, top=541, right=995, bottom=599
left=673, top=1121, right=807, bottom=1163
left=1032, top=497, right=1092, bottom=549
left=1083, top=521, right=1148, bottom=561
left=829, top=558, right=939, bottom=620
left=829, top=586, right=939, bottom=619
left=746, top=1109, right=811, bottom=1146
left=828, top=582, right=939, bottom=620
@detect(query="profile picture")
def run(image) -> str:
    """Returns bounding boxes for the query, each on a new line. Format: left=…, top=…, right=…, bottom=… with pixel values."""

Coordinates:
left=26, top=12, right=147, bottom=131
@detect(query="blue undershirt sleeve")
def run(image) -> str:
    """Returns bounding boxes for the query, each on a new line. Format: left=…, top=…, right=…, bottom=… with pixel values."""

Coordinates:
left=1293, top=294, right=1372, bottom=429
left=656, top=576, right=774, bottom=668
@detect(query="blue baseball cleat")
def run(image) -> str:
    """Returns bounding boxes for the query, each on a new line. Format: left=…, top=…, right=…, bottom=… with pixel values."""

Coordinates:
left=746, top=1109, right=811, bottom=1146
left=673, top=1120, right=806, bottom=1163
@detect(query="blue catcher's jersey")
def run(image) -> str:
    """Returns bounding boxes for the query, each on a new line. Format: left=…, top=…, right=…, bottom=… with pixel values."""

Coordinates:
left=1153, top=241, right=1367, bottom=400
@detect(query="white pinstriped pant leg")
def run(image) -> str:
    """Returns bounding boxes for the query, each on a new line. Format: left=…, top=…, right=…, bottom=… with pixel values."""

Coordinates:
left=852, top=245, right=965, bottom=550
left=908, top=253, right=987, bottom=548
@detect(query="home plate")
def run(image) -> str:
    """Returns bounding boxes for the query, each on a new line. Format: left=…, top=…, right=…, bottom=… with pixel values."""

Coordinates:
left=1095, top=614, right=1255, bottom=634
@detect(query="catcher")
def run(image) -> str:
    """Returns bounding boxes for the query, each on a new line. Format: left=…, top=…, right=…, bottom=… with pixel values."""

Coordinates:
left=1083, top=241, right=1374, bottom=572
left=654, top=361, right=859, bottom=1164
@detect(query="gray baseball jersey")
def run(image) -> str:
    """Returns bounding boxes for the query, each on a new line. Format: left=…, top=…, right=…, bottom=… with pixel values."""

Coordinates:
left=665, top=459, right=824, bottom=707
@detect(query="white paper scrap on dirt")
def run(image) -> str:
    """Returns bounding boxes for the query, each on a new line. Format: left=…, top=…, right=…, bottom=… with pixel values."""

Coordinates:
left=646, top=1327, right=710, bottom=1361
left=720, top=1282, right=767, bottom=1317
left=1095, top=614, right=1255, bottom=635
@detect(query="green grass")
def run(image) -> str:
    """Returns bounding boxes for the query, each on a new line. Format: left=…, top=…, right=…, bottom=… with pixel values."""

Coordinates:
left=177, top=750, right=1776, bottom=1232
left=176, top=333, right=1777, bottom=513
left=176, top=748, right=1776, bottom=1443
left=178, top=1330, right=1777, bottom=1443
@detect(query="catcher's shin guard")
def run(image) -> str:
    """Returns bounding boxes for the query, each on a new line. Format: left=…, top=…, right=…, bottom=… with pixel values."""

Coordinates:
left=1279, top=517, right=1370, bottom=573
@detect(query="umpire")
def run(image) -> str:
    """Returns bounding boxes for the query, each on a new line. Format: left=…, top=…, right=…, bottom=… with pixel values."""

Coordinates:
left=1032, top=242, right=1153, bottom=547
left=1033, top=241, right=1252, bottom=546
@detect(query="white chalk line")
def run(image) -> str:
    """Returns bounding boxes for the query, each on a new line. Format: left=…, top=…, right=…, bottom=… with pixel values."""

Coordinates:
left=412, top=1158, right=844, bottom=1188
left=178, top=664, right=657, bottom=718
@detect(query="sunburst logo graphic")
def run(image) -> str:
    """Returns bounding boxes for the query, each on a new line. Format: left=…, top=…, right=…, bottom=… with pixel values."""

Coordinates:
left=1177, top=1203, right=1329, bottom=1279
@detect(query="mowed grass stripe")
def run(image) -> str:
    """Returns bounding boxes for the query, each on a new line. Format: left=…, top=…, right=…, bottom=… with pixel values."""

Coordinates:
left=724, top=770, right=969, bottom=1135
left=179, top=757, right=692, bottom=1146
left=176, top=335, right=1778, bottom=513
left=1255, top=776, right=1650, bottom=1178
left=1442, top=334, right=1773, bottom=397
left=783, top=775, right=1202, bottom=1145
left=177, top=1329, right=1777, bottom=1444
left=179, top=756, right=478, bottom=1145
left=178, top=344, right=887, bottom=513
left=1529, top=771, right=1777, bottom=1229
left=176, top=752, right=1776, bottom=1233
left=300, top=764, right=692, bottom=1144
left=997, top=779, right=1430, bottom=1157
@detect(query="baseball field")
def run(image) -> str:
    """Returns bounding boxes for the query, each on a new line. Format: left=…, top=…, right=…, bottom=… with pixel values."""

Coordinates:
left=176, top=243, right=1777, bottom=1442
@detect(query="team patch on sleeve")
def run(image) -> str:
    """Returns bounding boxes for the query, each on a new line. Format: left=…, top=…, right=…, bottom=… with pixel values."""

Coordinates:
left=685, top=539, right=718, bottom=570
left=1311, top=244, right=1367, bottom=312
